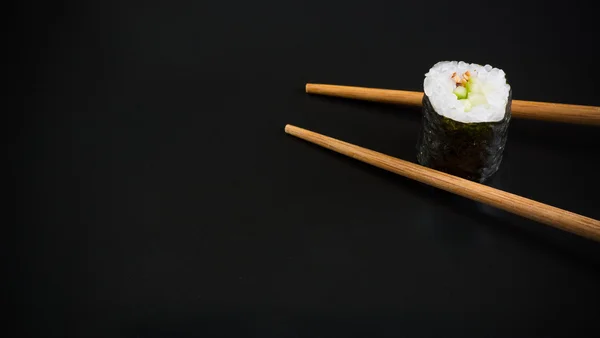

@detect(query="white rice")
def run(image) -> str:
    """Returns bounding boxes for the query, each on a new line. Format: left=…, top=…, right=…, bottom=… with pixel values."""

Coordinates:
left=423, top=61, right=511, bottom=123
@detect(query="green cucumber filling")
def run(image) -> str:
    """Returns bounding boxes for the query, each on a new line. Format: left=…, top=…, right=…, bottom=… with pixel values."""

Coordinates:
left=459, top=99, right=472, bottom=112
left=453, top=86, right=467, bottom=99
left=451, top=72, right=488, bottom=111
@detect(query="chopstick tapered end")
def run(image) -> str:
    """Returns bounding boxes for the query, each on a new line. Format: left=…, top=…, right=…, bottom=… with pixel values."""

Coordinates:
left=305, top=83, right=320, bottom=94
left=284, top=124, right=293, bottom=134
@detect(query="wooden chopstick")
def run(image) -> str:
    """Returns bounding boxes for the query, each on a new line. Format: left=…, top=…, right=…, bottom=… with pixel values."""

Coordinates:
left=284, top=124, right=600, bottom=242
left=306, top=83, right=600, bottom=126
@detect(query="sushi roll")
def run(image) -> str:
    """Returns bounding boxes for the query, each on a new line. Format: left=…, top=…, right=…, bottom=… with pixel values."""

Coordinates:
left=416, top=61, right=512, bottom=182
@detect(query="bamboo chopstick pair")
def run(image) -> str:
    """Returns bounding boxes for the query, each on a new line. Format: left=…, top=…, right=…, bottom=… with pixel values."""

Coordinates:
left=285, top=83, right=600, bottom=242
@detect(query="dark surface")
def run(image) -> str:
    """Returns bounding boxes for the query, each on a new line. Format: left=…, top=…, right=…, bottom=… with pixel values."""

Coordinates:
left=13, top=0, right=600, bottom=337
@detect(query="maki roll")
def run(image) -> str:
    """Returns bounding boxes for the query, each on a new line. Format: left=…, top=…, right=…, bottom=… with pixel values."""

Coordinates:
left=416, top=61, right=512, bottom=182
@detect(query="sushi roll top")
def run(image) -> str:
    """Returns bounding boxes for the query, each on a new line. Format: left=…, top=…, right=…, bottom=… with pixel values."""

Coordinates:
left=424, top=61, right=511, bottom=123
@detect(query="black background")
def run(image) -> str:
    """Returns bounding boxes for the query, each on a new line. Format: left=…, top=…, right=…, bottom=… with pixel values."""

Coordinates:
left=13, top=0, right=600, bottom=337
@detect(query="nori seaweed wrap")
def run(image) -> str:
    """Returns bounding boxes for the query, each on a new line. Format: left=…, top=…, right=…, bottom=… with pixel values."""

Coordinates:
left=416, top=61, right=512, bottom=183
